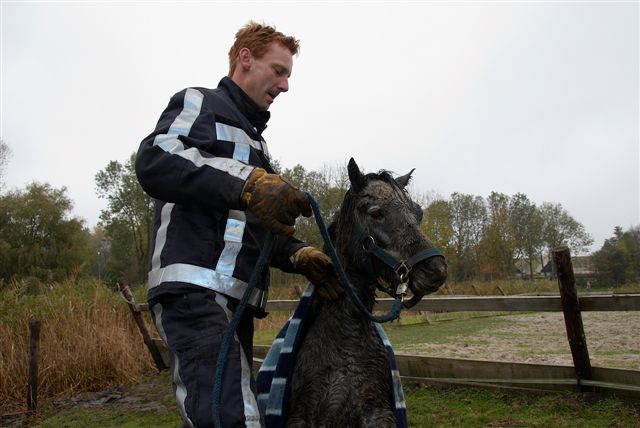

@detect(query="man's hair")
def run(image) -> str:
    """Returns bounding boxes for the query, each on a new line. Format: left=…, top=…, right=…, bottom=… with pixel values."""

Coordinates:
left=228, top=21, right=300, bottom=76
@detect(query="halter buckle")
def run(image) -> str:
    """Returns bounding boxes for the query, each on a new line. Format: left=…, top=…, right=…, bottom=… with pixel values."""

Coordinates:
left=395, top=261, right=410, bottom=282
left=361, top=235, right=376, bottom=252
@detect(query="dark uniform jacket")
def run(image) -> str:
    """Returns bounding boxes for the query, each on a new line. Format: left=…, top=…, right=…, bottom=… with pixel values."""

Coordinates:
left=136, top=77, right=306, bottom=315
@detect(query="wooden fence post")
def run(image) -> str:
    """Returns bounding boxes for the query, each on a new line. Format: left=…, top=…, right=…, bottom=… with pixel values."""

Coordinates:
left=119, top=284, right=168, bottom=371
left=444, top=283, right=454, bottom=295
left=470, top=283, right=481, bottom=296
left=552, top=246, right=594, bottom=392
left=27, top=320, right=41, bottom=415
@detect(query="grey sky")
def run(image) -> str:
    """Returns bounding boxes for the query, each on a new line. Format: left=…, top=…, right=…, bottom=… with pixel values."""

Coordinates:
left=1, top=1, right=638, bottom=254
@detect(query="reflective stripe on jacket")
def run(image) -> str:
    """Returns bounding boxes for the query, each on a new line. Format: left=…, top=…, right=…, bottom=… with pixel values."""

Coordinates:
left=136, top=77, right=305, bottom=314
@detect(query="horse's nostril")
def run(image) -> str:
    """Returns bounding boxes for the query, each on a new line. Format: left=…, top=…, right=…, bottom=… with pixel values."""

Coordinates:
left=425, top=258, right=447, bottom=282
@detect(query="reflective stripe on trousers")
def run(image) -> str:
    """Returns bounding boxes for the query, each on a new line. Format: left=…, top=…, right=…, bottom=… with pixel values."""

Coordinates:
left=150, top=288, right=261, bottom=427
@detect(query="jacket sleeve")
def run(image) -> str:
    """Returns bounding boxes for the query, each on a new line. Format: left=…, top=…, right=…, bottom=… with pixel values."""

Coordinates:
left=135, top=88, right=255, bottom=210
left=270, top=235, right=307, bottom=273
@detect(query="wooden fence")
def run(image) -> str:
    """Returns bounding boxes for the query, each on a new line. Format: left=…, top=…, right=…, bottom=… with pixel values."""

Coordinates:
left=255, top=293, right=640, bottom=398
left=139, top=291, right=639, bottom=399
left=128, top=247, right=640, bottom=399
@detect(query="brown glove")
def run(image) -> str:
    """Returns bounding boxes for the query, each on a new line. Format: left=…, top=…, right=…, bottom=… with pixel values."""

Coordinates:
left=293, top=247, right=344, bottom=301
left=241, top=168, right=312, bottom=236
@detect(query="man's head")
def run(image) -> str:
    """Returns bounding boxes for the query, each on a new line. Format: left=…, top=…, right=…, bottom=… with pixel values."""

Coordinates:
left=229, top=21, right=300, bottom=111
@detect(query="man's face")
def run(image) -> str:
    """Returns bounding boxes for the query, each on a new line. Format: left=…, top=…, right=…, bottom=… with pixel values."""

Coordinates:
left=241, top=42, right=293, bottom=111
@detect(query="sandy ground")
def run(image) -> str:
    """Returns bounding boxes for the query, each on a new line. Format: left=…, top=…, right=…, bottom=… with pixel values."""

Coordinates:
left=396, top=311, right=640, bottom=370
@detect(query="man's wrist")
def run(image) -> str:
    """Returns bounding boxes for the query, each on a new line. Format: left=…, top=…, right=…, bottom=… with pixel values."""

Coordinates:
left=291, top=246, right=312, bottom=266
left=240, top=167, right=266, bottom=208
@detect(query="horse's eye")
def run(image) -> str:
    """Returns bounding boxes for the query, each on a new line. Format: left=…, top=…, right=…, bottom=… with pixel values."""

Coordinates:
left=368, top=207, right=384, bottom=220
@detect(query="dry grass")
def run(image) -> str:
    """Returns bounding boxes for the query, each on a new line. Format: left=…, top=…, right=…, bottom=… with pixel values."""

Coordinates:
left=0, top=279, right=154, bottom=415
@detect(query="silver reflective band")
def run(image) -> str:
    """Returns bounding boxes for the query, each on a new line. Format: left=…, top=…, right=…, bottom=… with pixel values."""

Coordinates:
left=216, top=122, right=269, bottom=165
left=152, top=303, right=194, bottom=427
left=216, top=122, right=264, bottom=151
left=176, top=147, right=254, bottom=180
left=148, top=263, right=268, bottom=310
left=216, top=210, right=246, bottom=277
left=151, top=203, right=174, bottom=271
left=213, top=293, right=262, bottom=426
left=152, top=89, right=254, bottom=181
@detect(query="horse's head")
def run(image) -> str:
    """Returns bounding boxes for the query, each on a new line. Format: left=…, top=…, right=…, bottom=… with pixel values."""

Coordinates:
left=331, top=158, right=447, bottom=304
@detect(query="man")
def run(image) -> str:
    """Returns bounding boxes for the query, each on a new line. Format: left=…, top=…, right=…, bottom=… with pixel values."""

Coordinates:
left=135, top=22, right=341, bottom=427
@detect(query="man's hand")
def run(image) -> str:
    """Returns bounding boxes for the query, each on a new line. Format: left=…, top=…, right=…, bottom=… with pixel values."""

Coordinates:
left=241, top=168, right=312, bottom=236
left=293, top=247, right=343, bottom=301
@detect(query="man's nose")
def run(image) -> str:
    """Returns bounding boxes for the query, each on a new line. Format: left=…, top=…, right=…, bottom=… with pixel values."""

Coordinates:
left=278, top=77, right=289, bottom=93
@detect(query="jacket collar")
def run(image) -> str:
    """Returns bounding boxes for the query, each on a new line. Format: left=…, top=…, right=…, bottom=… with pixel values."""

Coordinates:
left=219, top=76, right=270, bottom=135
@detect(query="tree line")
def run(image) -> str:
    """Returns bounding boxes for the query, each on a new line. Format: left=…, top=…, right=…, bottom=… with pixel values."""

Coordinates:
left=0, top=147, right=637, bottom=288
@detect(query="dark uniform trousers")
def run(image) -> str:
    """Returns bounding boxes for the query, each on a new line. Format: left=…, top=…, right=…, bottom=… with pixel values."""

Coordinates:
left=150, top=287, right=262, bottom=427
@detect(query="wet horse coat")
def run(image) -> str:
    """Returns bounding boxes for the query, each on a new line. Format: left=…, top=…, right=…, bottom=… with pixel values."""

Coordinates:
left=258, top=159, right=447, bottom=428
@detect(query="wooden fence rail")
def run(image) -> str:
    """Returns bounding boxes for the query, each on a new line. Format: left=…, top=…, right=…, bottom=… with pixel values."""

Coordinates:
left=265, top=294, right=640, bottom=313
left=147, top=293, right=640, bottom=399
left=131, top=246, right=639, bottom=400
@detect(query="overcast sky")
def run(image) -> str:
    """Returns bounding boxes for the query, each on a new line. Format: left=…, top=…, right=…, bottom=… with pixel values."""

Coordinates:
left=1, top=1, right=638, bottom=254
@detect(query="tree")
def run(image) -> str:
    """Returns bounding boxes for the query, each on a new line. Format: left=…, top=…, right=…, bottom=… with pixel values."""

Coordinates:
left=95, top=153, right=154, bottom=285
left=0, top=140, right=11, bottom=193
left=477, top=192, right=515, bottom=280
left=448, top=193, right=487, bottom=280
left=509, top=193, right=543, bottom=278
left=592, top=225, right=640, bottom=286
left=89, top=225, right=110, bottom=281
left=0, top=182, right=92, bottom=282
left=539, top=202, right=593, bottom=256
left=421, top=199, right=453, bottom=251
left=280, top=162, right=349, bottom=248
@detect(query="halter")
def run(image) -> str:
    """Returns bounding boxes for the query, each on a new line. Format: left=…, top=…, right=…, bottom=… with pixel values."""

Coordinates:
left=356, top=229, right=444, bottom=308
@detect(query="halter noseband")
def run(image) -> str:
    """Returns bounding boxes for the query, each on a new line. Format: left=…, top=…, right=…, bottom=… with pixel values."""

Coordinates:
left=356, top=230, right=444, bottom=308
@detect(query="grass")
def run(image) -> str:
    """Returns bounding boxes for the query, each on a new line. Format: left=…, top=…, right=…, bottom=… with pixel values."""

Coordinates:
left=404, top=384, right=639, bottom=427
left=34, top=408, right=178, bottom=428
left=22, top=371, right=640, bottom=427
left=383, top=312, right=510, bottom=346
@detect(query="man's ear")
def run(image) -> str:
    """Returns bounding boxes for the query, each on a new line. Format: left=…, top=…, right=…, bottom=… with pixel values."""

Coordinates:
left=238, top=47, right=253, bottom=70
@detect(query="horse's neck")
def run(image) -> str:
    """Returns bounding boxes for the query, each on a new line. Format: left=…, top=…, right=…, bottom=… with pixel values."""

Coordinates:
left=316, top=267, right=377, bottom=325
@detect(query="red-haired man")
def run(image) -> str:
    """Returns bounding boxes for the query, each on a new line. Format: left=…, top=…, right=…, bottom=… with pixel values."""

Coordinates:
left=136, top=21, right=341, bottom=427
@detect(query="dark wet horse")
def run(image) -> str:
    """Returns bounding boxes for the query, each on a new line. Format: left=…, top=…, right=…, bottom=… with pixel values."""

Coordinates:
left=286, top=159, right=447, bottom=427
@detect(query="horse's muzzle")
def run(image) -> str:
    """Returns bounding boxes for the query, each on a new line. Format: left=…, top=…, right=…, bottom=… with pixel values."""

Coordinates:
left=409, top=256, right=447, bottom=296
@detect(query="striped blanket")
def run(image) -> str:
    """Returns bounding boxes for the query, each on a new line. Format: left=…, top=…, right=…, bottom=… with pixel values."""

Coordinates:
left=256, top=284, right=408, bottom=428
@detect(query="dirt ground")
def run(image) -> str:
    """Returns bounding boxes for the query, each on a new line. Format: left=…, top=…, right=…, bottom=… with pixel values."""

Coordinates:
left=397, top=311, right=640, bottom=370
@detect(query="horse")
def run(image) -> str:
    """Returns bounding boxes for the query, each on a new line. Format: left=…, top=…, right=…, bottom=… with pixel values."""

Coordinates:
left=285, top=158, right=448, bottom=427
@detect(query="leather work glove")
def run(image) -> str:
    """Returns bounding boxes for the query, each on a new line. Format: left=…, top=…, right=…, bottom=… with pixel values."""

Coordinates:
left=293, top=247, right=344, bottom=301
left=241, top=168, right=312, bottom=236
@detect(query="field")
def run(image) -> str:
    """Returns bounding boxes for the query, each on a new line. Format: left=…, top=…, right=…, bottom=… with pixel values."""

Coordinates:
left=386, top=311, right=640, bottom=370
left=1, top=279, right=639, bottom=426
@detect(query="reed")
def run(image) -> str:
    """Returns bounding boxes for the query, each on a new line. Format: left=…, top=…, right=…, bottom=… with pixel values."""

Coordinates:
left=0, top=279, right=154, bottom=414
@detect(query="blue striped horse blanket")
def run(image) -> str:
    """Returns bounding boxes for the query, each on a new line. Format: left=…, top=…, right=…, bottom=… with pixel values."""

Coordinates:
left=256, top=284, right=408, bottom=428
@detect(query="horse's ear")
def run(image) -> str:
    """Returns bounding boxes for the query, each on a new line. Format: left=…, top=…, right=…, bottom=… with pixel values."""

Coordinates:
left=395, top=168, right=415, bottom=189
left=348, top=158, right=366, bottom=193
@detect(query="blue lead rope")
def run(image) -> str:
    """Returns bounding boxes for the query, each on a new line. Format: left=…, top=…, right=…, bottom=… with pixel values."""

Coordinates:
left=212, top=193, right=404, bottom=427
left=306, top=193, right=404, bottom=323
left=212, top=233, right=274, bottom=428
